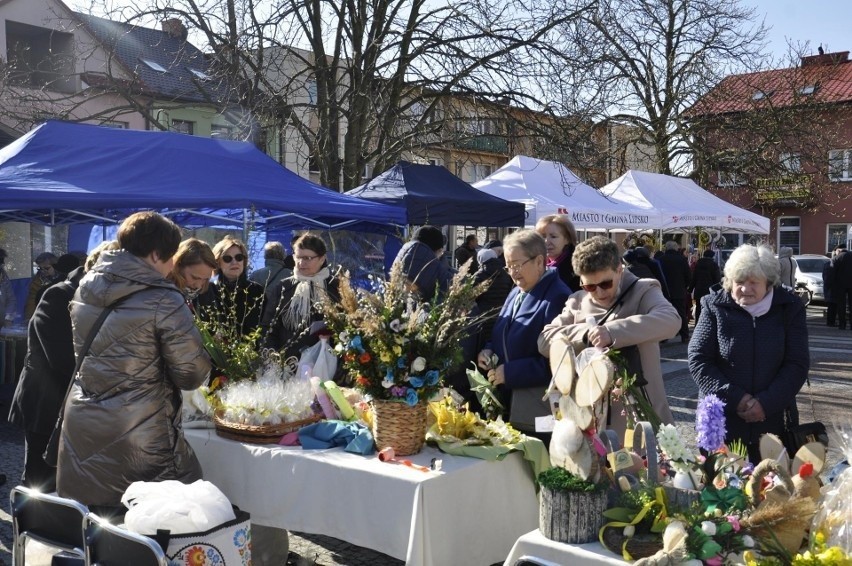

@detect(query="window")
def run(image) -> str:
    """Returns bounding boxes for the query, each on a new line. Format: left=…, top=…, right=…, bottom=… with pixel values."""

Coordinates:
left=829, top=149, right=852, bottom=181
left=752, top=90, right=773, bottom=101
left=427, top=158, right=442, bottom=167
left=717, top=154, right=745, bottom=187
left=827, top=223, right=852, bottom=252
left=308, top=153, right=320, bottom=174
left=306, top=80, right=318, bottom=105
left=362, top=163, right=373, bottom=180
left=100, top=121, right=128, bottom=129
left=210, top=124, right=232, bottom=139
left=798, top=84, right=817, bottom=95
left=474, top=163, right=493, bottom=181
left=5, top=21, right=75, bottom=92
left=188, top=68, right=210, bottom=81
left=141, top=58, right=167, bottom=73
left=778, top=217, right=801, bottom=255
left=455, top=161, right=464, bottom=178
left=780, top=152, right=802, bottom=173
left=170, top=120, right=194, bottom=135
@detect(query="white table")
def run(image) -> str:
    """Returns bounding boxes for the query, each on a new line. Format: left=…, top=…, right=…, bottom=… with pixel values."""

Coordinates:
left=504, top=529, right=626, bottom=566
left=185, top=428, right=539, bottom=566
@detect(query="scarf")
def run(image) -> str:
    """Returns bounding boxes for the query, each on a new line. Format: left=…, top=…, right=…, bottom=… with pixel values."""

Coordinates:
left=547, top=247, right=571, bottom=268
left=739, top=287, right=774, bottom=318
left=284, top=267, right=330, bottom=330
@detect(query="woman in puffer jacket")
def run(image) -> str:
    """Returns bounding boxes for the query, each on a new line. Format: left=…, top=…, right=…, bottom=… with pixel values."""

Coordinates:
left=57, top=212, right=211, bottom=509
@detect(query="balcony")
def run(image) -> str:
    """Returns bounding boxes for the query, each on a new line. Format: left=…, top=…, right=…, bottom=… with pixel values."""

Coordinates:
left=454, top=135, right=509, bottom=154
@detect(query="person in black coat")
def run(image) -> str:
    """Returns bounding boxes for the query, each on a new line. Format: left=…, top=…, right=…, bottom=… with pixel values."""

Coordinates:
left=824, top=250, right=837, bottom=326
left=833, top=244, right=852, bottom=330
left=196, top=236, right=265, bottom=338
left=7, top=241, right=117, bottom=491
left=454, top=234, right=479, bottom=272
left=473, top=248, right=514, bottom=348
left=688, top=244, right=809, bottom=464
left=658, top=241, right=692, bottom=342
left=262, top=234, right=340, bottom=361
left=392, top=225, right=453, bottom=303
left=689, top=249, right=722, bottom=323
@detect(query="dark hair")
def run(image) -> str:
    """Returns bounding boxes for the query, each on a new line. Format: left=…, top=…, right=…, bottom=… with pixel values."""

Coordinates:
left=0, top=248, right=6, bottom=263
left=703, top=249, right=716, bottom=258
left=55, top=254, right=81, bottom=274
left=264, top=241, right=286, bottom=261
left=35, top=252, right=58, bottom=265
left=414, top=226, right=445, bottom=252
left=294, top=233, right=327, bottom=257
left=484, top=239, right=502, bottom=249
left=117, top=211, right=182, bottom=260
left=464, top=234, right=477, bottom=245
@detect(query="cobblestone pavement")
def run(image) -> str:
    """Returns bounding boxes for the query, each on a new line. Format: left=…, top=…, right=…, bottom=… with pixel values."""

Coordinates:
left=1, top=304, right=849, bottom=565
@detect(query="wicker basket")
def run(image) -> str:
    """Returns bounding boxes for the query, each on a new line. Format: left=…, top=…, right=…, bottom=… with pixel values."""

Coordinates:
left=371, top=399, right=427, bottom=456
left=213, top=412, right=322, bottom=444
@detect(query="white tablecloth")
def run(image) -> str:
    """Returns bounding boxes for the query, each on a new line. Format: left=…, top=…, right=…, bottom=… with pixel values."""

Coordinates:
left=504, top=529, right=625, bottom=566
left=185, top=429, right=539, bottom=566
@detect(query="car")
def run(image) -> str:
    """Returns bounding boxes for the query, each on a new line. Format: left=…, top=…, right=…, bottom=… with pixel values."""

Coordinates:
left=793, top=254, right=831, bottom=303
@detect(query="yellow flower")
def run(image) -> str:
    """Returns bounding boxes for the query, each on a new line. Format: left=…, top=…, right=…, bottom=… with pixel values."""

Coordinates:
left=380, top=351, right=393, bottom=363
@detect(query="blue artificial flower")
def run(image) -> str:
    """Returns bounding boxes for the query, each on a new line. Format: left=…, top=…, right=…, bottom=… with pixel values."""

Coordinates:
left=385, top=367, right=395, bottom=381
left=397, top=356, right=408, bottom=369
left=696, top=394, right=727, bottom=452
left=405, top=388, right=419, bottom=406
left=408, top=375, right=425, bottom=388
left=350, top=335, right=364, bottom=353
left=425, top=369, right=440, bottom=386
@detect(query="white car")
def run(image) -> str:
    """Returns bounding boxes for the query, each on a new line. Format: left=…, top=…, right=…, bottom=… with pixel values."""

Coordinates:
left=792, top=254, right=830, bottom=303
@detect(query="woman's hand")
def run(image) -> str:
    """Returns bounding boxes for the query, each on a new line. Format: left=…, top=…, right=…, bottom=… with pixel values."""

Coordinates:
left=737, top=397, right=765, bottom=423
left=587, top=325, right=613, bottom=348
left=477, top=349, right=494, bottom=369
left=487, top=364, right=505, bottom=386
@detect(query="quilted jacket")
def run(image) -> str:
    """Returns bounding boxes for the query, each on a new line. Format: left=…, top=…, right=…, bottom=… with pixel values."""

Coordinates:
left=688, top=285, right=809, bottom=445
left=57, top=250, right=211, bottom=506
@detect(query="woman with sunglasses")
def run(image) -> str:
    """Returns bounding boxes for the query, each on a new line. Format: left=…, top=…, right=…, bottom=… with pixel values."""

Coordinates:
left=476, top=230, right=572, bottom=439
left=196, top=236, right=265, bottom=337
left=262, top=233, right=340, bottom=361
left=538, top=236, right=680, bottom=437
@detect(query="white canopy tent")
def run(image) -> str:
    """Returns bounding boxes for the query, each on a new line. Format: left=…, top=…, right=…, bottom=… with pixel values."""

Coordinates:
left=599, top=170, right=770, bottom=234
left=473, top=155, right=659, bottom=230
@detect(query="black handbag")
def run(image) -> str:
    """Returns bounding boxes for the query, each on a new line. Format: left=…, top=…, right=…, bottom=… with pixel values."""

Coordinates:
left=783, top=378, right=828, bottom=457
left=43, top=296, right=131, bottom=467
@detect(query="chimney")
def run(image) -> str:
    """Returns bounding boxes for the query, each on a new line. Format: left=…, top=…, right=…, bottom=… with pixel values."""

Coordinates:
left=161, top=18, right=188, bottom=41
left=801, top=50, right=849, bottom=67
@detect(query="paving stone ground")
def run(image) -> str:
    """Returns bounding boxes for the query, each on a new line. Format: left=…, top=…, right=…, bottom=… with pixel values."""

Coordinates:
left=1, top=304, right=849, bottom=565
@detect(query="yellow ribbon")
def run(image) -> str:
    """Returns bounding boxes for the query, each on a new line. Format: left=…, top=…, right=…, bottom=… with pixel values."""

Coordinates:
left=599, top=487, right=668, bottom=561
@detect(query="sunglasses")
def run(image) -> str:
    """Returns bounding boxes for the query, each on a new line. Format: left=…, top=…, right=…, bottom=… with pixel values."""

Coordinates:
left=580, top=279, right=615, bottom=293
left=221, top=254, right=245, bottom=263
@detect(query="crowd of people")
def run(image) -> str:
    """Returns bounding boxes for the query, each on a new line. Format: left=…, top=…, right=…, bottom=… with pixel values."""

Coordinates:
left=0, top=210, right=831, bottom=516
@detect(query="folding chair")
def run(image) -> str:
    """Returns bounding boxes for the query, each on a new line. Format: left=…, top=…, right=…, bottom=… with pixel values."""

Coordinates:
left=10, top=485, right=88, bottom=566
left=83, top=513, right=167, bottom=566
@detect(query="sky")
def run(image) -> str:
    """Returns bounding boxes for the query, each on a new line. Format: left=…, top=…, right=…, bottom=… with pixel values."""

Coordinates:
left=745, top=0, right=852, bottom=60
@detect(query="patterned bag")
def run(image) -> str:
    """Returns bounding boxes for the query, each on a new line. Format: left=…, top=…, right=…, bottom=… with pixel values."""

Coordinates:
left=150, top=508, right=252, bottom=566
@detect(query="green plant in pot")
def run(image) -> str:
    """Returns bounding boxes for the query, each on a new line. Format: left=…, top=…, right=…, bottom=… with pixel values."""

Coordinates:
left=538, top=466, right=609, bottom=544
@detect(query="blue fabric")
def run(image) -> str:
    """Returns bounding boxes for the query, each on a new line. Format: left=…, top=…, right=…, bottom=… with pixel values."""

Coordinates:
left=347, top=160, right=524, bottom=226
left=486, top=269, right=572, bottom=390
left=688, top=285, right=809, bottom=445
left=0, top=121, right=406, bottom=231
left=298, top=420, right=376, bottom=455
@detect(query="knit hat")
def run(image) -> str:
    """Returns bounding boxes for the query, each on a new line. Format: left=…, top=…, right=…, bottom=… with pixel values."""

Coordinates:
left=414, top=226, right=446, bottom=251
left=477, top=249, right=497, bottom=264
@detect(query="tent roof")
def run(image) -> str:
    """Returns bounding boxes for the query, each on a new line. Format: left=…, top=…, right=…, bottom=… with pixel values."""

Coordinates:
left=347, top=160, right=525, bottom=226
left=472, top=155, right=659, bottom=230
left=599, top=170, right=770, bottom=234
left=0, top=121, right=405, bottom=230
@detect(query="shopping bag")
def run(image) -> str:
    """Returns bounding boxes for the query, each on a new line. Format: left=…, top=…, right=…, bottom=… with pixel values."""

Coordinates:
left=150, top=507, right=252, bottom=565
left=298, top=335, right=338, bottom=380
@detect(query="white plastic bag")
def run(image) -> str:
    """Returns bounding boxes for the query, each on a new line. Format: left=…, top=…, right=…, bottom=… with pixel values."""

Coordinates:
left=122, top=480, right=236, bottom=535
left=298, top=335, right=338, bottom=381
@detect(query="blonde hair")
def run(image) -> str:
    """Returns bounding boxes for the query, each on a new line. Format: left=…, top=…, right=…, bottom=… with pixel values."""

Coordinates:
left=85, top=240, right=120, bottom=272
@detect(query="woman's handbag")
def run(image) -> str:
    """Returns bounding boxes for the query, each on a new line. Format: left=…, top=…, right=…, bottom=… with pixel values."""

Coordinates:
left=149, top=507, right=252, bottom=564
left=783, top=379, right=828, bottom=456
left=509, top=387, right=552, bottom=433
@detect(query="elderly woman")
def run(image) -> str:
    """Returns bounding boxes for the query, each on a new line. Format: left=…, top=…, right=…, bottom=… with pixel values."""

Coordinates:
left=263, top=233, right=340, bottom=360
left=538, top=236, right=680, bottom=437
left=535, top=214, right=579, bottom=291
left=196, top=236, right=265, bottom=337
left=688, top=244, right=809, bottom=463
left=477, top=230, right=572, bottom=436
left=168, top=238, right=217, bottom=304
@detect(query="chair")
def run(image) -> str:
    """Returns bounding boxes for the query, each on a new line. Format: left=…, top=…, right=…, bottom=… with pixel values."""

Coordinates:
left=10, top=485, right=88, bottom=566
left=83, top=513, right=168, bottom=566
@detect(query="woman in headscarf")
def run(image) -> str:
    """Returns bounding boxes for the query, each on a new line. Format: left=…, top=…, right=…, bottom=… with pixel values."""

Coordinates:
left=262, top=233, right=340, bottom=360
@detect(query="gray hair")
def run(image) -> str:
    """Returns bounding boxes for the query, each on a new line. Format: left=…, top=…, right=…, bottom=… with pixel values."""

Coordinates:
left=264, top=241, right=286, bottom=260
left=503, top=229, right=546, bottom=260
left=572, top=236, right=620, bottom=275
left=722, top=244, right=780, bottom=291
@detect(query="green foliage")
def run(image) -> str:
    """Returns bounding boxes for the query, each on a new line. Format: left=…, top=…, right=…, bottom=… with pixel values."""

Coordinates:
left=537, top=467, right=605, bottom=493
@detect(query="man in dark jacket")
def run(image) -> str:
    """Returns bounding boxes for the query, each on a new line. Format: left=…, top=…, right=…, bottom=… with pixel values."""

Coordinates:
left=394, top=226, right=453, bottom=303
left=833, top=244, right=852, bottom=330
left=454, top=234, right=479, bottom=272
left=473, top=248, right=513, bottom=347
left=249, top=241, right=293, bottom=291
left=689, top=250, right=722, bottom=323
left=824, top=251, right=837, bottom=326
left=658, top=241, right=691, bottom=341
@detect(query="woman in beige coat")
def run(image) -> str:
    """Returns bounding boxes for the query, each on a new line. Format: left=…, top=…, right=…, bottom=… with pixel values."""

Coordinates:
left=538, top=236, right=680, bottom=437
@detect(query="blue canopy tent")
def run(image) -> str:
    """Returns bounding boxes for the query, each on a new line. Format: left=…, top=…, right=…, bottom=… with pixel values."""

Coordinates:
left=0, top=121, right=406, bottom=231
left=347, top=161, right=525, bottom=227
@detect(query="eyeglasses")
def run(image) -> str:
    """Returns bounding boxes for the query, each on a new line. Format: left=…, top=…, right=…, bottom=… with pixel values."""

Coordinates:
left=580, top=279, right=615, bottom=293
left=296, top=255, right=319, bottom=262
left=221, top=254, right=245, bottom=263
left=36, top=265, right=55, bottom=272
left=504, top=257, right=535, bottom=273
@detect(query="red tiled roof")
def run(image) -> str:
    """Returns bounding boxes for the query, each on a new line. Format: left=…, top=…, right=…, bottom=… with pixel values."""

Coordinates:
left=687, top=51, right=852, bottom=117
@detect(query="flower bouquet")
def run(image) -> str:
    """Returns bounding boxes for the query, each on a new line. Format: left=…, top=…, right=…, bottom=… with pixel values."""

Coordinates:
left=320, top=261, right=488, bottom=454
